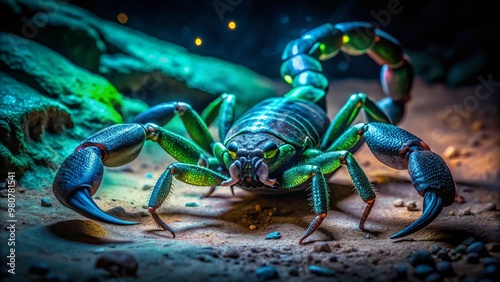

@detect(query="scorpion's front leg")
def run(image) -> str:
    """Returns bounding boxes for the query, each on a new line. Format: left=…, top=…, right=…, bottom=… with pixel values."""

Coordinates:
left=147, top=162, right=228, bottom=237
left=280, top=150, right=374, bottom=244
left=53, top=123, right=158, bottom=224
left=329, top=123, right=456, bottom=238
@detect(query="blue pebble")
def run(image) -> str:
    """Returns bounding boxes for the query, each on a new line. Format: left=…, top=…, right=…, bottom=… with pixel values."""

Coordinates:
left=185, top=202, right=199, bottom=207
left=309, top=265, right=335, bottom=276
left=255, top=266, right=278, bottom=280
left=265, top=231, right=281, bottom=240
left=145, top=173, right=153, bottom=179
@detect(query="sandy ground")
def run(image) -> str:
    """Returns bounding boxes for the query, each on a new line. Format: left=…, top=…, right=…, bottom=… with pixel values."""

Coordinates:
left=1, top=78, right=499, bottom=281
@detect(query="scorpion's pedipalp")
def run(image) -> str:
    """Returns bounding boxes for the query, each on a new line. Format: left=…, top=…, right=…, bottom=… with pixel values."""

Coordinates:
left=390, top=191, right=443, bottom=239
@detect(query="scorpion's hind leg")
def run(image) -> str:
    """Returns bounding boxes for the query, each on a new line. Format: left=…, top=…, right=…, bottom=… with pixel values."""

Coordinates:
left=350, top=122, right=455, bottom=238
left=52, top=124, right=156, bottom=225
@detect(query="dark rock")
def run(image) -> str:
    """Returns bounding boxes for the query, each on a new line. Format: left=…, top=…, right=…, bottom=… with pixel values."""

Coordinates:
left=410, top=250, right=435, bottom=267
left=436, top=249, right=450, bottom=261
left=413, top=264, right=434, bottom=279
left=223, top=249, right=240, bottom=259
left=394, top=264, right=407, bottom=280
left=453, top=244, right=467, bottom=255
left=288, top=266, right=299, bottom=276
left=95, top=251, right=138, bottom=277
left=435, top=261, right=455, bottom=277
left=309, top=265, right=335, bottom=276
left=465, top=253, right=480, bottom=264
left=466, top=241, right=489, bottom=257
left=431, top=245, right=442, bottom=255
left=424, top=272, right=443, bottom=282
left=255, top=266, right=278, bottom=281
left=40, top=197, right=52, bottom=207
left=313, top=242, right=332, bottom=253
left=460, top=237, right=476, bottom=246
left=265, top=231, right=281, bottom=240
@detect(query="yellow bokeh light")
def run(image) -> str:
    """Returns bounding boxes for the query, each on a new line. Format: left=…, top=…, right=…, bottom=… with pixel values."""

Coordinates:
left=195, top=37, right=203, bottom=46
left=228, top=21, right=236, bottom=30
left=342, top=35, right=350, bottom=44
left=117, top=13, right=128, bottom=24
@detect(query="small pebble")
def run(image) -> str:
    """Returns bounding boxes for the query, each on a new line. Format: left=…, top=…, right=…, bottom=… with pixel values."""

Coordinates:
left=255, top=266, right=278, bottom=280
left=309, top=265, right=335, bottom=276
left=454, top=244, right=468, bottom=254
left=145, top=173, right=153, bottom=179
left=410, top=250, right=435, bottom=267
left=413, top=264, right=434, bottom=279
left=41, top=198, right=52, bottom=207
left=482, top=257, right=500, bottom=267
left=394, top=264, right=407, bottom=280
left=406, top=201, right=418, bottom=211
left=455, top=195, right=466, bottom=203
left=288, top=266, right=299, bottom=276
left=424, top=272, right=443, bottom=282
left=313, top=242, right=331, bottom=253
left=471, top=120, right=485, bottom=131
left=28, top=261, right=50, bottom=276
left=459, top=207, right=473, bottom=216
left=431, top=245, right=442, bottom=255
left=18, top=186, right=26, bottom=193
left=443, top=146, right=460, bottom=159
left=465, top=253, right=480, bottom=264
left=466, top=241, right=489, bottom=257
left=249, top=225, right=257, bottom=231
left=436, top=260, right=455, bottom=277
left=437, top=249, right=450, bottom=261
left=486, top=242, right=500, bottom=253
left=393, top=199, right=404, bottom=207
left=255, top=204, right=262, bottom=212
left=265, top=231, right=281, bottom=240
left=481, top=203, right=496, bottom=212
left=95, top=251, right=138, bottom=277
left=448, top=211, right=455, bottom=216
left=185, top=202, right=199, bottom=207
left=223, top=249, right=240, bottom=259
left=141, top=184, right=153, bottom=191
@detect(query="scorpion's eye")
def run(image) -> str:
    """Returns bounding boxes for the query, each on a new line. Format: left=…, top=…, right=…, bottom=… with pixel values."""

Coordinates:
left=263, top=142, right=278, bottom=159
left=227, top=142, right=238, bottom=159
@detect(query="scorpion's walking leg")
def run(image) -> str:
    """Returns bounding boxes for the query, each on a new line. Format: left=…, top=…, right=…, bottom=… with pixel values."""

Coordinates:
left=280, top=150, right=374, bottom=244
left=327, top=123, right=456, bottom=238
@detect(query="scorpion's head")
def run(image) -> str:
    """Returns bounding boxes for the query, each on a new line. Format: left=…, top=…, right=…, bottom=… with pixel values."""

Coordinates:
left=222, top=140, right=279, bottom=188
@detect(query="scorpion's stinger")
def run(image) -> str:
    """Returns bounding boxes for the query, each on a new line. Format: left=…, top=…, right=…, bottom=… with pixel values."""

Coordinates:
left=390, top=191, right=443, bottom=239
left=68, top=188, right=138, bottom=225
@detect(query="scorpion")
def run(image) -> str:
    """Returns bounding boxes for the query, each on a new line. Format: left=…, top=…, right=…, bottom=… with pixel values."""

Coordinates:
left=53, top=22, right=456, bottom=244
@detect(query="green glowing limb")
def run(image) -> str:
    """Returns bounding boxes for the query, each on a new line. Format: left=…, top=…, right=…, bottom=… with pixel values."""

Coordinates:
left=326, top=123, right=365, bottom=152
left=152, top=127, right=206, bottom=165
left=281, top=150, right=376, bottom=238
left=176, top=102, right=214, bottom=153
left=320, top=93, right=390, bottom=150
left=200, top=93, right=236, bottom=141
left=148, top=163, right=228, bottom=235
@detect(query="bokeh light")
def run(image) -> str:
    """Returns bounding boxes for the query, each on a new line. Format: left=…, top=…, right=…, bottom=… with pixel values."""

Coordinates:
left=195, top=37, right=203, bottom=46
left=117, top=13, right=128, bottom=24
left=228, top=21, right=236, bottom=30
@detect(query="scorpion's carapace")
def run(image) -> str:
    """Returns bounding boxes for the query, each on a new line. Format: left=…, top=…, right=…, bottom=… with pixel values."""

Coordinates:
left=52, top=22, right=455, bottom=244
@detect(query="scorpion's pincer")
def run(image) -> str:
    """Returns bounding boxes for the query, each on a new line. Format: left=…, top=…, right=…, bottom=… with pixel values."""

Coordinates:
left=52, top=124, right=150, bottom=226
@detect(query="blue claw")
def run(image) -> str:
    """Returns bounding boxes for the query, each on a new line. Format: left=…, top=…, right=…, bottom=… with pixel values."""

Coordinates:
left=390, top=191, right=443, bottom=239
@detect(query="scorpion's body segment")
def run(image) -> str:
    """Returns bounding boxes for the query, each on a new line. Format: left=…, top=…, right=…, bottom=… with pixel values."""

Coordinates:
left=52, top=22, right=456, bottom=244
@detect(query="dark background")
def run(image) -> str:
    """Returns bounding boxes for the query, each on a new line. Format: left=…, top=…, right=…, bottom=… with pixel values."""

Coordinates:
left=71, top=0, right=498, bottom=86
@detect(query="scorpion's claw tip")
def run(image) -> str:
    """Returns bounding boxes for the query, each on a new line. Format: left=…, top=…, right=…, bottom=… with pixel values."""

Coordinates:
left=390, top=191, right=443, bottom=239
left=68, top=189, right=138, bottom=226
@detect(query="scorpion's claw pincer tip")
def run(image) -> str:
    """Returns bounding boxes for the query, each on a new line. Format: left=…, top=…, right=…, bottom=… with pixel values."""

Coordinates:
left=68, top=189, right=138, bottom=225
left=390, top=191, right=443, bottom=239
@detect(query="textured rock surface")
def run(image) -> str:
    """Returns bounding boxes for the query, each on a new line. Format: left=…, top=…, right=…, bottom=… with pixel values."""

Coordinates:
left=0, top=0, right=277, bottom=187
left=0, top=0, right=278, bottom=117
